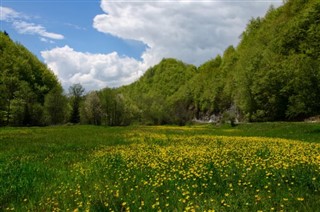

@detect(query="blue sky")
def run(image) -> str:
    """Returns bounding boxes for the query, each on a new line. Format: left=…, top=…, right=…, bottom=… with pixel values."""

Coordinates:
left=1, top=0, right=146, bottom=60
left=1, top=0, right=282, bottom=91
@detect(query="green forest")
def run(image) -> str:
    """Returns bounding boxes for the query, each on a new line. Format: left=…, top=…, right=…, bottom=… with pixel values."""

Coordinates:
left=1, top=0, right=320, bottom=127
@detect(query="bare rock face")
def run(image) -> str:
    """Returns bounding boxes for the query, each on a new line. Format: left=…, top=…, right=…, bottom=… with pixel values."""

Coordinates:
left=305, top=115, right=320, bottom=123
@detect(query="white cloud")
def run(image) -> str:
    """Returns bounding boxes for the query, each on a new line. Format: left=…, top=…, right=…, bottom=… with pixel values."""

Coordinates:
left=13, top=21, right=64, bottom=40
left=42, top=0, right=282, bottom=91
left=41, top=46, right=144, bottom=91
left=0, top=6, right=22, bottom=21
left=0, top=6, right=64, bottom=40
left=93, top=0, right=282, bottom=67
left=40, top=37, right=55, bottom=43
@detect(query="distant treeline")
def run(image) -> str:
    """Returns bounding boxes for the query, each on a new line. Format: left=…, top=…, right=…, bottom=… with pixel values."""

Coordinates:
left=1, top=0, right=320, bottom=126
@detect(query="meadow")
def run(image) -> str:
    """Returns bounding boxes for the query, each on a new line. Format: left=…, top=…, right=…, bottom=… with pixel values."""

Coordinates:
left=0, top=123, right=319, bottom=211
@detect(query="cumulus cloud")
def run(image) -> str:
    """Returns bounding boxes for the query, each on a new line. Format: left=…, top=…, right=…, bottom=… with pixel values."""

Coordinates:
left=41, top=46, right=144, bottom=91
left=0, top=6, right=64, bottom=40
left=42, top=0, right=282, bottom=91
left=93, top=0, right=282, bottom=67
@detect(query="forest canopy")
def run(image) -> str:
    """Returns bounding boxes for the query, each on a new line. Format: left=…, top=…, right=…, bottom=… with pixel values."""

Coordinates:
left=0, top=32, right=61, bottom=126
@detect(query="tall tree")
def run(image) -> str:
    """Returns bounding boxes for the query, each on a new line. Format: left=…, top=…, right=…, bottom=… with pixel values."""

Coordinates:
left=81, top=91, right=102, bottom=125
left=69, top=83, right=84, bottom=124
left=99, top=88, right=127, bottom=126
left=44, top=86, right=67, bottom=125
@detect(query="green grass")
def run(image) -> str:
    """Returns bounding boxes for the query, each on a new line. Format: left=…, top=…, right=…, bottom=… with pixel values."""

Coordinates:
left=140, top=122, right=320, bottom=143
left=207, top=122, right=320, bottom=142
left=0, top=123, right=319, bottom=211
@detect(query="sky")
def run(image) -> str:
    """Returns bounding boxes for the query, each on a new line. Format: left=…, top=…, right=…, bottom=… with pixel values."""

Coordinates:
left=1, top=0, right=282, bottom=91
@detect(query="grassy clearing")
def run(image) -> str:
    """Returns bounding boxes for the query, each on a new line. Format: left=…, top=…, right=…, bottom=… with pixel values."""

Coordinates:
left=0, top=123, right=319, bottom=211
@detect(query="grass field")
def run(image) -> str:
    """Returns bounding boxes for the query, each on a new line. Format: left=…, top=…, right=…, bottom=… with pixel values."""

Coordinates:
left=0, top=123, right=320, bottom=211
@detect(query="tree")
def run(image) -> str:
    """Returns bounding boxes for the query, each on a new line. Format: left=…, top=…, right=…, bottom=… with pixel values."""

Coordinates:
left=81, top=91, right=102, bottom=125
left=120, top=58, right=197, bottom=125
left=10, top=81, right=43, bottom=126
left=0, top=76, right=20, bottom=125
left=44, top=86, right=67, bottom=125
left=0, top=31, right=60, bottom=126
left=169, top=98, right=193, bottom=126
left=69, top=83, right=85, bottom=123
left=99, top=88, right=127, bottom=126
left=3, top=30, right=9, bottom=37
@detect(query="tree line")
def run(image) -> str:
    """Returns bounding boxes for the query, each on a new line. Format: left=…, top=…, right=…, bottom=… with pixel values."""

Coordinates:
left=1, top=0, right=319, bottom=127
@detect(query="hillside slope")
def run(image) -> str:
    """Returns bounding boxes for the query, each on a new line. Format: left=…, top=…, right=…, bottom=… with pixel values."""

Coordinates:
left=112, top=0, right=320, bottom=125
left=0, top=31, right=60, bottom=126
left=120, top=58, right=197, bottom=124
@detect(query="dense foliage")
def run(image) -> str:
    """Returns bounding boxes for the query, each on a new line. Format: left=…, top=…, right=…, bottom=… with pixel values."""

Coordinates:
left=120, top=58, right=197, bottom=125
left=1, top=0, right=320, bottom=126
left=232, top=0, right=320, bottom=121
left=107, top=0, right=320, bottom=125
left=0, top=32, right=61, bottom=126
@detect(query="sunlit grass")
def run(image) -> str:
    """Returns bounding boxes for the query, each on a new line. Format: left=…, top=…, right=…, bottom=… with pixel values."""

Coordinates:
left=0, top=124, right=319, bottom=211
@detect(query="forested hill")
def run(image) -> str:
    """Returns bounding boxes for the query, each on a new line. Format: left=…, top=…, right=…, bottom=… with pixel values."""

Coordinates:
left=1, top=0, right=320, bottom=127
left=0, top=32, right=63, bottom=126
left=110, top=0, right=320, bottom=125
left=119, top=59, right=197, bottom=125
left=229, top=0, right=320, bottom=121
